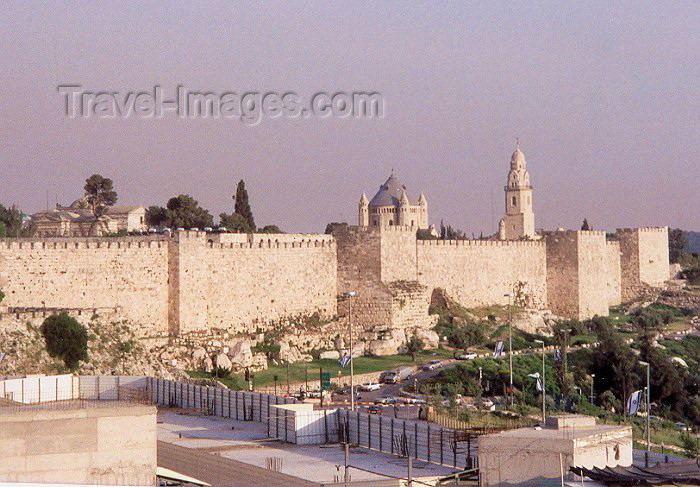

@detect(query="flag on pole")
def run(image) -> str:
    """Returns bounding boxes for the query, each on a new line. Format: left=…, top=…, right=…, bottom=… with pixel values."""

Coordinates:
left=339, top=354, right=351, bottom=367
left=627, top=390, right=642, bottom=416
left=528, top=372, right=542, bottom=392
left=493, top=341, right=505, bottom=358
left=0, top=352, right=5, bottom=365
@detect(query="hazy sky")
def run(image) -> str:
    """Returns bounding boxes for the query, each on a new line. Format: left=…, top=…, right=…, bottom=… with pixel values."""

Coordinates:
left=1, top=1, right=698, bottom=234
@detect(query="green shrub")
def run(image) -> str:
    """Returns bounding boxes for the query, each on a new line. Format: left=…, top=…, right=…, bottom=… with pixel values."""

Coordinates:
left=40, top=312, right=89, bottom=370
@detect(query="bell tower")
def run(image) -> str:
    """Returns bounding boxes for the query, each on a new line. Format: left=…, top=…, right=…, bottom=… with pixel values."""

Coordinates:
left=499, top=140, right=536, bottom=239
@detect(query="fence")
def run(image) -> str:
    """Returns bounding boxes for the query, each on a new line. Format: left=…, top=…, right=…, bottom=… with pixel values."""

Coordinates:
left=0, top=375, right=152, bottom=413
left=148, top=377, right=340, bottom=444
left=337, top=409, right=478, bottom=470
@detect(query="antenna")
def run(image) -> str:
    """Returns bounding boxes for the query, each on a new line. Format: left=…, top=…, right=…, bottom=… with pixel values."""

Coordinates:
left=46, top=190, right=49, bottom=213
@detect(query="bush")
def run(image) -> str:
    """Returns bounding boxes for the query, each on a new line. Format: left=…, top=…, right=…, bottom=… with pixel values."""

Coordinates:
left=41, top=313, right=89, bottom=370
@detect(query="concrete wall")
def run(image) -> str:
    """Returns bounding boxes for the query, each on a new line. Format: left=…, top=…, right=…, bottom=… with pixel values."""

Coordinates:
left=418, top=239, right=548, bottom=309
left=0, top=405, right=156, bottom=485
left=478, top=425, right=632, bottom=486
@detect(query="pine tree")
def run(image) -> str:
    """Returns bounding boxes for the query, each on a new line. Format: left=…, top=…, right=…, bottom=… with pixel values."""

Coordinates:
left=234, top=180, right=255, bottom=231
left=581, top=218, right=591, bottom=231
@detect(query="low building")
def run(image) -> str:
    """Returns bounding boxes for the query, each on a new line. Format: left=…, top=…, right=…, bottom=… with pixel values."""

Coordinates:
left=32, top=197, right=146, bottom=237
left=478, top=415, right=632, bottom=486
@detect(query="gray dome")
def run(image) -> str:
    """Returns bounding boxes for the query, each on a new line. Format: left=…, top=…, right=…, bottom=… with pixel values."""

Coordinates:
left=369, top=174, right=417, bottom=207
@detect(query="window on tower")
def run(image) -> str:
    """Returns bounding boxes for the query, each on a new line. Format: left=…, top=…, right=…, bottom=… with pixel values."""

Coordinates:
left=512, top=196, right=516, bottom=206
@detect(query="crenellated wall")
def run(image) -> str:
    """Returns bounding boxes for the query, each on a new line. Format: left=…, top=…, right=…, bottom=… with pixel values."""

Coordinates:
left=0, top=237, right=170, bottom=336
left=544, top=231, right=610, bottom=319
left=0, top=232, right=337, bottom=336
left=0, top=225, right=669, bottom=337
left=618, top=227, right=670, bottom=301
left=605, top=241, right=622, bottom=307
left=417, top=239, right=548, bottom=309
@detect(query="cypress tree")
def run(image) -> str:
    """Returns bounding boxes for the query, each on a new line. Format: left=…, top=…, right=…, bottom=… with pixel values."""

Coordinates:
left=234, top=180, right=255, bottom=230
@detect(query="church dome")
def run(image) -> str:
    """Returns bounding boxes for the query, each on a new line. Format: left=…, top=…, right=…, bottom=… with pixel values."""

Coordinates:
left=369, top=173, right=417, bottom=207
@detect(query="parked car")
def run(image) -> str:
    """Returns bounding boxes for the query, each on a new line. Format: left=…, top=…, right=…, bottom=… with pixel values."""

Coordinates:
left=367, top=405, right=382, bottom=415
left=422, top=360, right=443, bottom=371
left=456, top=352, right=477, bottom=360
left=359, top=382, right=381, bottom=392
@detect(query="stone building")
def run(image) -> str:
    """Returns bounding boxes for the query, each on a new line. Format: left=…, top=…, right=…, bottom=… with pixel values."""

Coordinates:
left=32, top=198, right=146, bottom=237
left=499, top=142, right=536, bottom=240
left=359, top=172, right=428, bottom=229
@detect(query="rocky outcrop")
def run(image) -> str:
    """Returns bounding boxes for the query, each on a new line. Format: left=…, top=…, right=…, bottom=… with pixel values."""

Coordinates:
left=414, top=328, right=439, bottom=349
left=214, top=352, right=232, bottom=371
left=192, top=347, right=213, bottom=373
left=277, top=341, right=313, bottom=363
left=228, top=341, right=253, bottom=368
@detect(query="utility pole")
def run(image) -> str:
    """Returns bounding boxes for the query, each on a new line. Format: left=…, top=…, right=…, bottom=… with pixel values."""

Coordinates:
left=640, top=360, right=651, bottom=461
left=535, top=339, right=546, bottom=423
left=407, top=455, right=413, bottom=487
left=504, top=292, right=514, bottom=406
left=342, top=291, right=357, bottom=411
left=286, top=362, right=290, bottom=395
left=344, top=442, right=350, bottom=486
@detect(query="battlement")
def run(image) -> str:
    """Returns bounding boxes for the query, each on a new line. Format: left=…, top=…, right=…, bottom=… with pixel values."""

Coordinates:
left=616, top=227, right=668, bottom=234
left=542, top=229, right=606, bottom=238
left=0, top=237, right=168, bottom=251
left=417, top=239, right=544, bottom=248
left=208, top=238, right=336, bottom=250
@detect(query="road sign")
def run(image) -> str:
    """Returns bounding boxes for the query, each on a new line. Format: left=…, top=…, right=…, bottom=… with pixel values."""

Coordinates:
left=321, top=372, right=332, bottom=390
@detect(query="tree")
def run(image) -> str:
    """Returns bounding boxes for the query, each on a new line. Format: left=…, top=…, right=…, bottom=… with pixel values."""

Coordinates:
left=83, top=174, right=118, bottom=219
left=0, top=204, right=36, bottom=237
left=219, top=212, right=254, bottom=233
left=234, top=180, right=255, bottom=230
left=439, top=220, right=467, bottom=240
left=40, top=312, right=89, bottom=370
left=581, top=218, right=591, bottom=231
left=0, top=289, right=4, bottom=304
left=145, top=206, right=168, bottom=227
left=258, top=224, right=283, bottom=233
left=669, top=228, right=689, bottom=264
left=165, top=195, right=214, bottom=229
left=406, top=334, right=424, bottom=361
left=591, top=325, right=638, bottom=405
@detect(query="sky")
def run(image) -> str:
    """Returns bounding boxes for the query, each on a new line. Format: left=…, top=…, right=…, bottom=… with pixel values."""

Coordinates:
left=1, top=1, right=698, bottom=234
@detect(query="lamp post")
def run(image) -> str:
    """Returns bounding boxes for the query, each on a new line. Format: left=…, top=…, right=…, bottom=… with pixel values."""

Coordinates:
left=639, top=361, right=651, bottom=455
left=504, top=292, right=514, bottom=405
left=534, top=339, right=546, bottom=423
left=590, top=374, right=595, bottom=405
left=342, top=291, right=357, bottom=412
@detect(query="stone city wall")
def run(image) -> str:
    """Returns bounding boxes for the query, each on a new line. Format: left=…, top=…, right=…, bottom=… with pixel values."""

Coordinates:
left=0, top=237, right=170, bottom=336
left=417, top=239, right=548, bottom=309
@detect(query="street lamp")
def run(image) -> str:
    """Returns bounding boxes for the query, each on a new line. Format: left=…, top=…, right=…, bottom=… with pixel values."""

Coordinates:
left=639, top=361, right=651, bottom=456
left=590, top=374, right=595, bottom=405
left=342, top=291, right=357, bottom=412
left=504, top=292, right=514, bottom=406
left=534, top=339, right=546, bottom=423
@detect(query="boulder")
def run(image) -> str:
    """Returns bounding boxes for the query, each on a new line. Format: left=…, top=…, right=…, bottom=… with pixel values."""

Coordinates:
left=319, top=350, right=340, bottom=360
left=214, top=352, right=232, bottom=371
left=228, top=341, right=253, bottom=368
left=415, top=328, right=439, bottom=349
left=192, top=347, right=213, bottom=372
left=334, top=336, right=345, bottom=350
left=367, top=338, right=401, bottom=356
left=278, top=341, right=311, bottom=363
